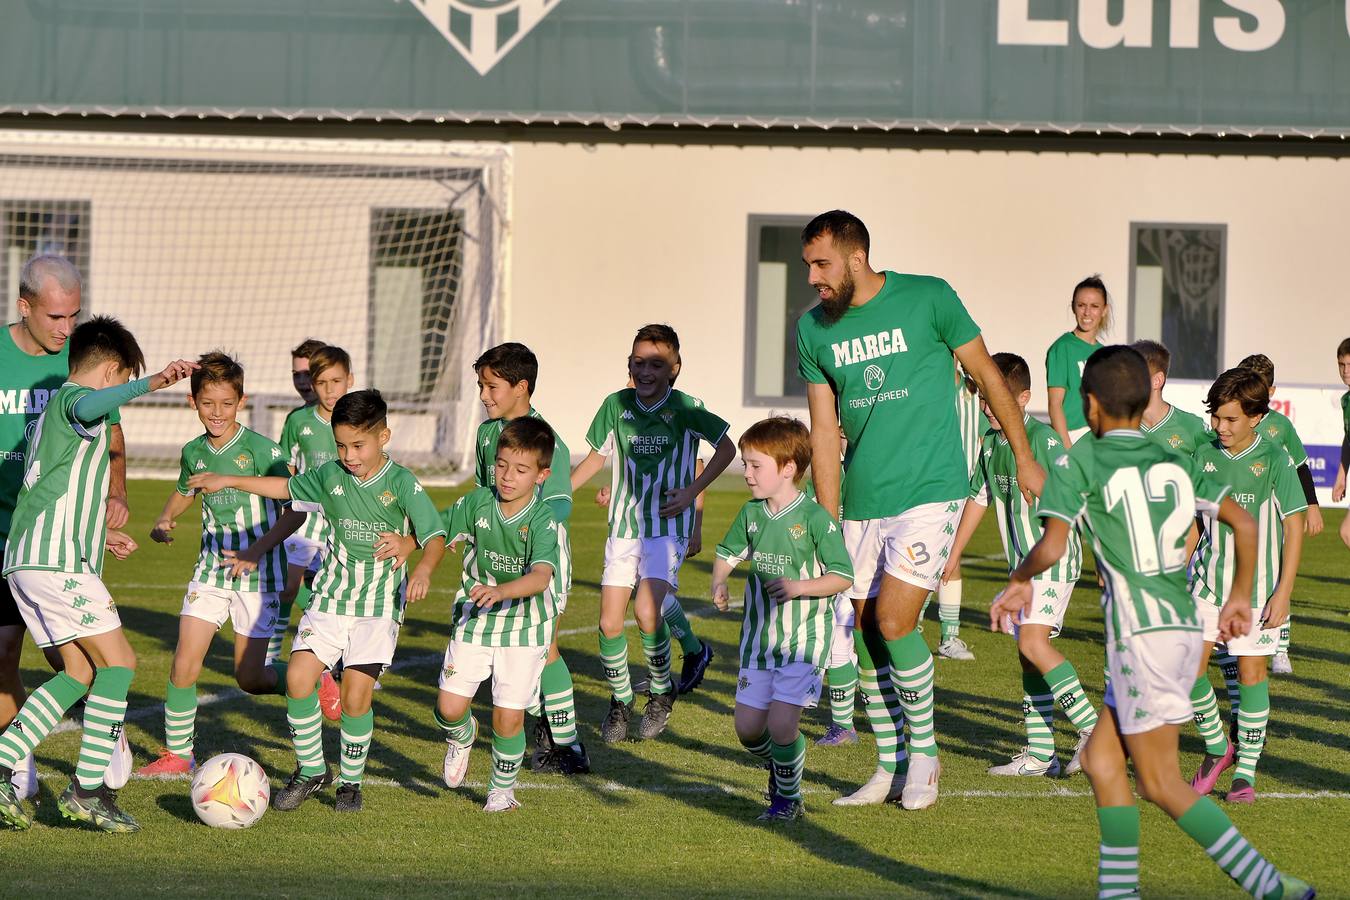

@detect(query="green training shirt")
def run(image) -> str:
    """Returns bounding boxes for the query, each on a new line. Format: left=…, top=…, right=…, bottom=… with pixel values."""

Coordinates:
left=795, top=272, right=982, bottom=520
left=0, top=328, right=70, bottom=545
left=443, top=487, right=563, bottom=647
left=474, top=408, right=573, bottom=524
left=1255, top=409, right=1308, bottom=467
left=1045, top=331, right=1100, bottom=432
left=280, top=405, right=336, bottom=543
left=288, top=458, right=445, bottom=620
left=715, top=492, right=854, bottom=670
left=176, top=426, right=291, bottom=592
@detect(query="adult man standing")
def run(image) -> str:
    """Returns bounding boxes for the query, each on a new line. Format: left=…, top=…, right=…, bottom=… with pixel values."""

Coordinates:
left=0, top=256, right=130, bottom=799
left=796, top=211, right=1044, bottom=810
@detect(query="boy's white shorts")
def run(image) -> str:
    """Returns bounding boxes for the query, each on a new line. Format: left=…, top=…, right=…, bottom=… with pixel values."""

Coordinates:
left=735, top=662, right=825, bottom=711
left=438, top=638, right=550, bottom=710
left=5, top=570, right=121, bottom=648
left=1104, top=628, right=1201, bottom=735
left=291, top=608, right=400, bottom=671
left=180, top=581, right=280, bottom=639
left=602, top=536, right=688, bottom=590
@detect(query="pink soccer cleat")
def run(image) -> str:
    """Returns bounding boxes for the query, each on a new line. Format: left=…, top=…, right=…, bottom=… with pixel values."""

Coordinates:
left=135, top=748, right=195, bottom=777
left=318, top=670, right=342, bottom=722
left=1189, top=742, right=1235, bottom=796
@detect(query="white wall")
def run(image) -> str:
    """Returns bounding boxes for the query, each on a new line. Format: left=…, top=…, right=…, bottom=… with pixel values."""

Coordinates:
left=507, top=143, right=1350, bottom=457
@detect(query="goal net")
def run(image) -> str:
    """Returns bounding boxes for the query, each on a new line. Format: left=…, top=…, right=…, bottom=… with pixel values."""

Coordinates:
left=0, top=130, right=508, bottom=483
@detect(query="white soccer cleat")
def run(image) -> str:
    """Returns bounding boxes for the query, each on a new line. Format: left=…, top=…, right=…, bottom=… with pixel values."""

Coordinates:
left=833, top=764, right=905, bottom=806
left=11, top=752, right=38, bottom=800
left=442, top=717, right=477, bottom=789
left=1064, top=729, right=1093, bottom=776
left=901, top=753, right=941, bottom=810
left=1271, top=652, right=1292, bottom=675
left=988, top=748, right=1062, bottom=777
left=483, top=788, right=521, bottom=813
left=104, top=731, right=132, bottom=790
left=937, top=638, right=975, bottom=661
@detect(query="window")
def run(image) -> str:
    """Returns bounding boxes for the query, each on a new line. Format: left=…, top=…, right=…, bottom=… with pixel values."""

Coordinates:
left=1129, top=223, right=1226, bottom=380
left=745, top=216, right=817, bottom=406
left=1, top=201, right=92, bottom=307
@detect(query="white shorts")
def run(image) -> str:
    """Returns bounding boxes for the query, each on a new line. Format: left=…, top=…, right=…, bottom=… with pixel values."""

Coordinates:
left=5, top=570, right=121, bottom=649
left=735, top=663, right=824, bottom=710
left=437, top=638, right=550, bottom=710
left=844, top=500, right=966, bottom=597
left=1069, top=426, right=1092, bottom=445
left=1225, top=607, right=1282, bottom=657
left=601, top=536, right=687, bottom=590
left=1104, top=629, right=1202, bottom=735
left=291, top=609, right=400, bottom=671
left=283, top=535, right=323, bottom=573
left=1015, top=581, right=1075, bottom=637
left=180, top=581, right=280, bottom=639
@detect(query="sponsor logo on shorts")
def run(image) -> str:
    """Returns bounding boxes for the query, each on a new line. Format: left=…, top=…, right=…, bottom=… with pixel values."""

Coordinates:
left=299, top=628, right=314, bottom=641
left=379, top=490, right=396, bottom=507
left=788, top=524, right=805, bottom=540
left=1043, top=588, right=1058, bottom=599
left=71, top=595, right=91, bottom=609
left=1041, top=604, right=1055, bottom=615
left=442, top=664, right=455, bottom=679
left=186, top=592, right=199, bottom=605
left=1257, top=634, right=1274, bottom=645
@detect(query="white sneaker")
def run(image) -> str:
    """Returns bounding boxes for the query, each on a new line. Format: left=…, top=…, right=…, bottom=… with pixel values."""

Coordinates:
left=901, top=753, right=941, bottom=810
left=988, top=748, right=1061, bottom=777
left=1064, top=729, right=1093, bottom=776
left=442, top=717, right=477, bottom=789
left=104, top=731, right=132, bottom=790
left=1271, top=652, right=1292, bottom=675
left=11, top=752, right=38, bottom=800
left=937, top=637, right=975, bottom=661
left=483, top=788, right=520, bottom=813
left=832, top=764, right=906, bottom=806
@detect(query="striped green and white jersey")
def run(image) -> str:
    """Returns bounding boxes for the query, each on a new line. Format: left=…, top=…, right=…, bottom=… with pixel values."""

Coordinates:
left=715, top=492, right=854, bottom=670
left=955, top=366, right=987, bottom=481
left=1140, top=403, right=1211, bottom=458
left=1038, top=430, right=1228, bottom=643
left=969, top=414, right=1081, bottom=584
left=443, top=487, right=563, bottom=647
left=1192, top=435, right=1306, bottom=609
left=474, top=408, right=573, bottom=524
left=1255, top=409, right=1309, bottom=467
left=279, top=405, right=336, bottom=542
left=288, top=458, right=445, bottom=621
left=585, top=387, right=729, bottom=540
left=3, top=383, right=114, bottom=577
left=175, top=426, right=291, bottom=592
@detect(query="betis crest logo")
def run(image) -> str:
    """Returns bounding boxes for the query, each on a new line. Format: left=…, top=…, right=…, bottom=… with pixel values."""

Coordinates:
left=379, top=490, right=397, bottom=508
left=1167, top=434, right=1183, bottom=449
left=788, top=523, right=806, bottom=540
left=518, top=525, right=530, bottom=540
left=234, top=453, right=250, bottom=470
left=1250, top=461, right=1266, bottom=477
left=409, top=0, right=562, bottom=76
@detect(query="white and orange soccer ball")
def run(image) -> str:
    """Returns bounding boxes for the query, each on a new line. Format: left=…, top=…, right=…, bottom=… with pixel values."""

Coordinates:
left=189, top=753, right=270, bottom=829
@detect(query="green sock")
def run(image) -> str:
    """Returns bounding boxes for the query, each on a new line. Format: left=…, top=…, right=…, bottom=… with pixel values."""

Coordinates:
left=826, top=661, right=858, bottom=729
left=295, top=582, right=313, bottom=613
left=267, top=595, right=293, bottom=664
left=1215, top=650, right=1241, bottom=717
left=1190, top=676, right=1230, bottom=757
left=489, top=729, right=527, bottom=791
left=661, top=594, right=703, bottom=657
left=1177, top=796, right=1284, bottom=898
left=739, top=729, right=772, bottom=763
left=856, top=628, right=907, bottom=774
left=771, top=733, right=807, bottom=801
left=1277, top=618, right=1291, bottom=655
left=597, top=629, right=634, bottom=705
left=1234, top=680, right=1270, bottom=786
left=885, top=631, right=937, bottom=757
left=338, top=710, right=374, bottom=786
left=1046, top=660, right=1098, bottom=732
left=918, top=595, right=933, bottom=632
left=164, top=680, right=198, bottom=760
left=435, top=708, right=475, bottom=745
left=287, top=691, right=326, bottom=777
left=640, top=622, right=674, bottom=696
left=0, top=672, right=87, bottom=768
left=1022, top=671, right=1055, bottom=763
left=76, top=666, right=133, bottom=789
left=269, top=661, right=288, bottom=696
left=1096, top=805, right=1141, bottom=899
left=540, top=657, right=580, bottom=748
left=937, top=578, right=961, bottom=642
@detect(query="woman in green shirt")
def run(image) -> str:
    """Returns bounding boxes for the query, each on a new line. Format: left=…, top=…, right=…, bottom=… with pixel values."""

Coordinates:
left=1046, top=275, right=1111, bottom=446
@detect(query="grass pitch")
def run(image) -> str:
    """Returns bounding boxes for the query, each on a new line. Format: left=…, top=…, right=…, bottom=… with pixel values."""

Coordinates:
left=5, top=480, right=1349, bottom=898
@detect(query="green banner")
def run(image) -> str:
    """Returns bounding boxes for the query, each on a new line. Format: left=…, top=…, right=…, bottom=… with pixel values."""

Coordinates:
left=2, top=1, right=1348, bottom=135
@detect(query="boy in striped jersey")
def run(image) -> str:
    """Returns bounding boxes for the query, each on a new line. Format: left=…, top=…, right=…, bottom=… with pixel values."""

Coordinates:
left=190, top=390, right=446, bottom=814
left=0, top=316, right=196, bottom=832
left=571, top=324, right=735, bottom=742
left=712, top=417, right=854, bottom=821
left=436, top=418, right=565, bottom=812
left=136, top=352, right=293, bottom=777
left=1188, top=369, right=1305, bottom=805
left=945, top=353, right=1097, bottom=777
left=1133, top=340, right=1211, bottom=458
left=470, top=343, right=587, bottom=776
left=994, top=345, right=1313, bottom=900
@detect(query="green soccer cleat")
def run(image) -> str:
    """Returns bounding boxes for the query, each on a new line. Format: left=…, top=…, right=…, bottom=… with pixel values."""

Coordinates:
left=0, top=769, right=33, bottom=830
left=1278, top=874, right=1316, bottom=900
left=57, top=782, right=140, bottom=833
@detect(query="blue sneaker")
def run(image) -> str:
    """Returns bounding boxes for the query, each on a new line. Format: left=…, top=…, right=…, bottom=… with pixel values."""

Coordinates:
left=816, top=723, right=859, bottom=746
left=757, top=794, right=804, bottom=822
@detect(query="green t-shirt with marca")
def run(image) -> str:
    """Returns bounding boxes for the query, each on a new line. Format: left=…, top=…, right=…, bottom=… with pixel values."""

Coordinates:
left=795, top=272, right=982, bottom=520
left=1045, top=331, right=1100, bottom=432
left=0, top=327, right=70, bottom=544
left=1140, top=403, right=1211, bottom=458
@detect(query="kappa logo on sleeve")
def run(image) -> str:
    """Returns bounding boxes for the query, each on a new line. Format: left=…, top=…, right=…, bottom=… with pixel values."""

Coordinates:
left=271, top=447, right=283, bottom=459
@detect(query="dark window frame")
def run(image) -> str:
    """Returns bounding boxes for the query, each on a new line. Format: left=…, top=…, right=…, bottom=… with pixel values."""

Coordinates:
left=744, top=214, right=814, bottom=408
left=1127, top=221, right=1228, bottom=380
left=1, top=200, right=93, bottom=314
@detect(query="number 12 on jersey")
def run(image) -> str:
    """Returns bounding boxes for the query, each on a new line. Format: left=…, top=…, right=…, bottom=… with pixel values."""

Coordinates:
left=1103, top=463, right=1194, bottom=576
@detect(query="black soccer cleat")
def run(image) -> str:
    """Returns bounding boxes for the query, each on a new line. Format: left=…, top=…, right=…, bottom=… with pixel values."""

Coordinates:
left=677, top=641, right=714, bottom=695
left=334, top=781, right=363, bottom=813
left=600, top=697, right=635, bottom=744
left=529, top=715, right=555, bottom=770
left=638, top=691, right=676, bottom=740
left=555, top=743, right=591, bottom=775
left=273, top=766, right=333, bottom=811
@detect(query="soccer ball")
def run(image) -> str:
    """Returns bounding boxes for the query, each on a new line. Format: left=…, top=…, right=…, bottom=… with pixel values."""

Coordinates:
left=189, top=753, right=270, bottom=829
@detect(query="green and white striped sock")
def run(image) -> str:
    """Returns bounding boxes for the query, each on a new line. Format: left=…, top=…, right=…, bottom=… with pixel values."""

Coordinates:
left=435, top=708, right=475, bottom=745
left=826, top=662, right=858, bottom=729
left=597, top=629, right=634, bottom=705
left=856, top=629, right=907, bottom=774
left=1022, top=672, right=1055, bottom=763
left=661, top=594, right=703, bottom=657
left=0, top=673, right=86, bottom=768
left=164, top=680, right=198, bottom=760
left=287, top=690, right=326, bottom=777
left=540, top=657, right=580, bottom=748
left=1215, top=650, right=1241, bottom=717
left=76, top=666, right=133, bottom=790
left=1177, top=796, right=1284, bottom=898
left=1096, top=805, right=1141, bottom=899
left=739, top=729, right=772, bottom=764
left=338, top=710, right=374, bottom=785
left=1190, top=676, right=1230, bottom=756
left=489, top=729, right=526, bottom=791
left=1276, top=618, right=1291, bottom=655
left=266, top=595, right=293, bottom=664
left=771, top=734, right=807, bottom=801
left=887, top=631, right=938, bottom=758
left=937, top=578, right=962, bottom=642
left=640, top=623, right=674, bottom=696
left=1233, top=681, right=1270, bottom=786
left=1046, top=660, right=1098, bottom=732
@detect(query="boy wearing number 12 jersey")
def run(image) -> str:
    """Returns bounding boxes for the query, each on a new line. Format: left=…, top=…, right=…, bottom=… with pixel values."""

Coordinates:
left=993, top=346, right=1313, bottom=900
